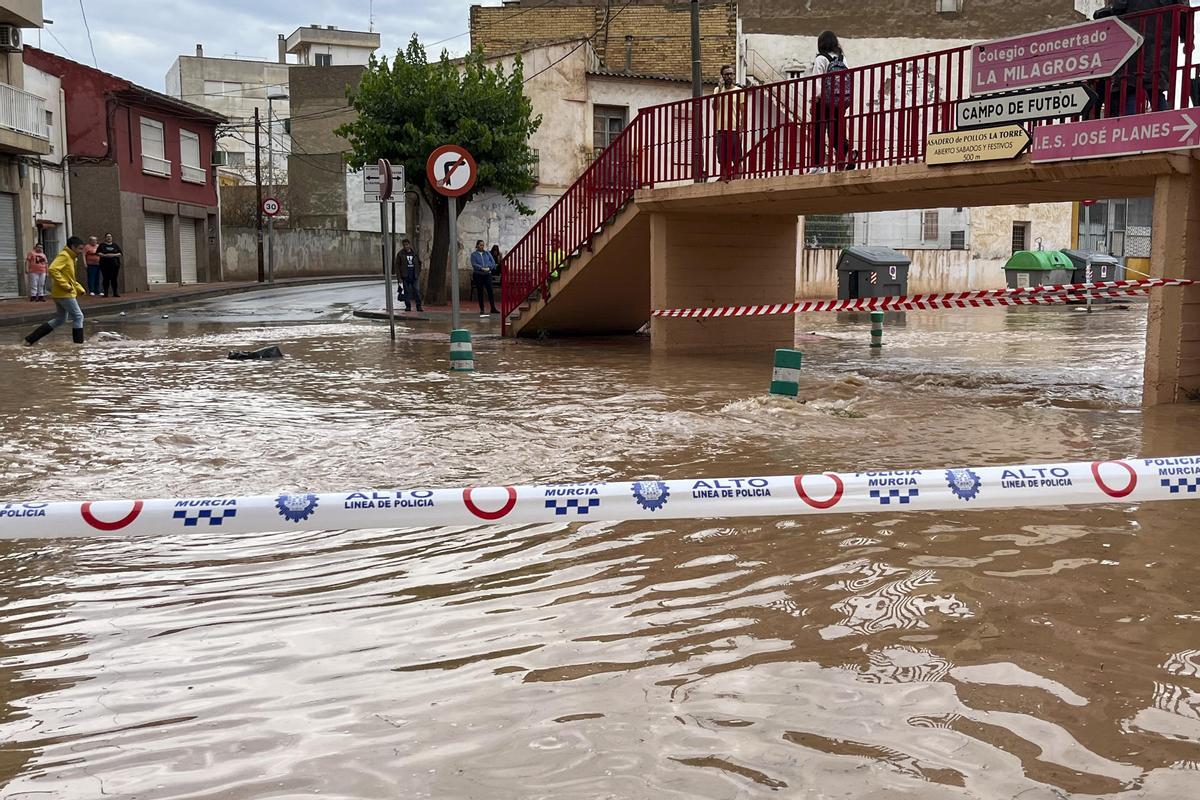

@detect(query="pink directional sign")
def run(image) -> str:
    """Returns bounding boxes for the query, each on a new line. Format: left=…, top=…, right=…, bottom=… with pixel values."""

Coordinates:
left=971, top=18, right=1142, bottom=95
left=1031, top=108, right=1200, bottom=163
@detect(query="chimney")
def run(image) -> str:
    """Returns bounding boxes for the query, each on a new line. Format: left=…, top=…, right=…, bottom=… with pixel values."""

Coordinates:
left=195, top=44, right=204, bottom=57
left=624, top=35, right=633, bottom=73
left=278, top=34, right=286, bottom=64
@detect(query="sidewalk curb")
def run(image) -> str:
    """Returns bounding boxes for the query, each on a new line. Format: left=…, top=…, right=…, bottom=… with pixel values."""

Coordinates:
left=0, top=275, right=380, bottom=329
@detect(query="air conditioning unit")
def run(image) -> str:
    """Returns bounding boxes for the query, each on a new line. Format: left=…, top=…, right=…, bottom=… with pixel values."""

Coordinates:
left=211, top=150, right=230, bottom=166
left=0, top=25, right=23, bottom=52
left=935, top=0, right=963, bottom=13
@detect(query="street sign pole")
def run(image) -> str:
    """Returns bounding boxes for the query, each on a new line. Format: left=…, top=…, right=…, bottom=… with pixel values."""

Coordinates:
left=448, top=196, right=460, bottom=331
left=381, top=203, right=395, bottom=341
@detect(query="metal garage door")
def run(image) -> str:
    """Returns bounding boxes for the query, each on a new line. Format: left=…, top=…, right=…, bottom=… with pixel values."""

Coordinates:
left=144, top=213, right=168, bottom=284
left=0, top=194, right=18, bottom=298
left=179, top=219, right=198, bottom=284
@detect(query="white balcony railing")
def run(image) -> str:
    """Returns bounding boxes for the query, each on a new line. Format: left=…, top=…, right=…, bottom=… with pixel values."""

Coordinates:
left=181, top=164, right=207, bottom=184
left=142, top=154, right=172, bottom=177
left=0, top=83, right=50, bottom=141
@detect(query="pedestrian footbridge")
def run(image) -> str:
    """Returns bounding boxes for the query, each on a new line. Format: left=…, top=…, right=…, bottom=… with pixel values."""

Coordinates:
left=501, top=5, right=1200, bottom=405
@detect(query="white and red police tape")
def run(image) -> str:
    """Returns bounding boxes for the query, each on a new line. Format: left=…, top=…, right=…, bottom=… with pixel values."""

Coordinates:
left=653, top=278, right=1195, bottom=318
left=1, top=457, right=1197, bottom=538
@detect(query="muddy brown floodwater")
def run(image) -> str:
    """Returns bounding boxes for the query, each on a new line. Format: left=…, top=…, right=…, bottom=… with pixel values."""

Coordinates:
left=1, top=284, right=1199, bottom=799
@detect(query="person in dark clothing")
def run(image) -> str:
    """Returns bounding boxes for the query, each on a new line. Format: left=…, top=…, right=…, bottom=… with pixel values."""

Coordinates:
left=395, top=238, right=423, bottom=312
left=1094, top=1, right=1189, bottom=115
left=469, top=239, right=499, bottom=317
left=97, top=233, right=123, bottom=297
left=489, top=244, right=503, bottom=283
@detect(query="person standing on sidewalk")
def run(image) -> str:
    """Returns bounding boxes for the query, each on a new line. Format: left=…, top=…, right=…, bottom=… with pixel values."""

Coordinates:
left=83, top=236, right=101, bottom=296
left=24, top=236, right=87, bottom=346
left=97, top=233, right=122, bottom=297
left=24, top=243, right=48, bottom=302
left=396, top=238, right=423, bottom=313
left=470, top=239, right=499, bottom=317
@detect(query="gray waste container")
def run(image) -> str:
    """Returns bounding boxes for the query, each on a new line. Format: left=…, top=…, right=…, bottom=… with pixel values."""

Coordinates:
left=836, top=246, right=912, bottom=300
left=1060, top=249, right=1124, bottom=284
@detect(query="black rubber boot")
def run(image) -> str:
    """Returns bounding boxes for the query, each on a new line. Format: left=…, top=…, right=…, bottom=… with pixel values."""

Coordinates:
left=72, top=327, right=85, bottom=344
left=24, top=323, right=54, bottom=347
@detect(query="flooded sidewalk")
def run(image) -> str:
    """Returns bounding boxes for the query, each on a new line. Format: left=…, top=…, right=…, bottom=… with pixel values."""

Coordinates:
left=1, top=282, right=1198, bottom=799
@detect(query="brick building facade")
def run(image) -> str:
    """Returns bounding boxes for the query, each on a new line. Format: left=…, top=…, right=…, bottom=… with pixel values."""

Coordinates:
left=470, top=0, right=737, bottom=81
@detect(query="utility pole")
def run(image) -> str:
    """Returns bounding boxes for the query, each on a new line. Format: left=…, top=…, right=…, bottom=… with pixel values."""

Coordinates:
left=254, top=106, right=264, bottom=283
left=691, top=0, right=703, bottom=183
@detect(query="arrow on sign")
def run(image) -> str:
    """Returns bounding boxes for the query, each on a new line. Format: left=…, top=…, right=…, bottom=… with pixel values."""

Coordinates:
left=1174, top=115, right=1198, bottom=143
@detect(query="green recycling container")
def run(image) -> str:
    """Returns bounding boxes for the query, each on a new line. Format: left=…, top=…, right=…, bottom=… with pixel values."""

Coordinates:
left=1003, top=250, right=1075, bottom=289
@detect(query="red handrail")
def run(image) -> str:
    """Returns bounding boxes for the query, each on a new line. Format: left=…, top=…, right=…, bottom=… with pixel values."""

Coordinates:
left=501, top=5, right=1195, bottom=330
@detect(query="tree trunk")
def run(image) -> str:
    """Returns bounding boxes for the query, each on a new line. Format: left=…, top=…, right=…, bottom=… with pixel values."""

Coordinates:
left=424, top=190, right=449, bottom=306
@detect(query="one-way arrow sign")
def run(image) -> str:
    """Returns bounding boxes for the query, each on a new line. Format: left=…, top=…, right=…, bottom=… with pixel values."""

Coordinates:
left=957, top=84, right=1096, bottom=130
left=1031, top=107, right=1200, bottom=163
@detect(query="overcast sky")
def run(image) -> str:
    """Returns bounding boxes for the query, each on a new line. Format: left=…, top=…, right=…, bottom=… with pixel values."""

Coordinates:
left=35, top=0, right=488, bottom=90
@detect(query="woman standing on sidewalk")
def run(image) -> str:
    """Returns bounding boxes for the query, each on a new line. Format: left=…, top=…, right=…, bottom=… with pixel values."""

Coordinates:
left=24, top=236, right=87, bottom=346
left=83, top=236, right=102, bottom=296
left=97, top=233, right=123, bottom=297
left=24, top=243, right=48, bottom=302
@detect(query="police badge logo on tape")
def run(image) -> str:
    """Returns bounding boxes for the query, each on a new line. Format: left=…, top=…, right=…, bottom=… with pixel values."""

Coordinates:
left=632, top=480, right=669, bottom=511
left=276, top=493, right=319, bottom=523
left=946, top=469, right=982, bottom=501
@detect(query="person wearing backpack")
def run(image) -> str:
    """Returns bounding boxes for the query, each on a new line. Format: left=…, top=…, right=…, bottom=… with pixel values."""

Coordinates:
left=809, top=31, right=856, bottom=173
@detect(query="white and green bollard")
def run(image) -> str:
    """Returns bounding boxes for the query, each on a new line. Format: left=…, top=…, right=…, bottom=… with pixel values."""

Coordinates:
left=450, top=329, right=474, bottom=372
left=770, top=349, right=803, bottom=397
left=870, top=311, right=884, bottom=349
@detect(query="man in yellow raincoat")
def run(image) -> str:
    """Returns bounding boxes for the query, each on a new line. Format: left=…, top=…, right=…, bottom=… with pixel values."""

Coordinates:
left=24, top=236, right=87, bottom=346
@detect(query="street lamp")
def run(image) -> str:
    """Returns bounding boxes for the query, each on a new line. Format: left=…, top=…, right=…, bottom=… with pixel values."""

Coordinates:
left=266, top=86, right=288, bottom=283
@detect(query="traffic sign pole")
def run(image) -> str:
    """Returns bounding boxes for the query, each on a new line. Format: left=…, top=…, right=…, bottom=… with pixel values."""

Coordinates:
left=449, top=197, right=460, bottom=331
left=426, top=145, right=478, bottom=333
left=381, top=202, right=396, bottom=341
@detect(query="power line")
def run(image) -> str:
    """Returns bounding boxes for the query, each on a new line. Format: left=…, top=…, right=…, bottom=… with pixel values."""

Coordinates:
left=523, top=0, right=631, bottom=85
left=78, top=0, right=98, bottom=68
left=43, top=26, right=78, bottom=62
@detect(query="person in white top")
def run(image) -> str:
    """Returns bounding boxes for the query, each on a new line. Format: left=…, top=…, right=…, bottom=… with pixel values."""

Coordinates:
left=809, top=31, right=855, bottom=173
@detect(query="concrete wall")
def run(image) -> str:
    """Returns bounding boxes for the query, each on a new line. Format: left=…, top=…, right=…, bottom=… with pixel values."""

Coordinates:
left=970, top=202, right=1074, bottom=276
left=221, top=226, right=383, bottom=281
left=797, top=247, right=998, bottom=298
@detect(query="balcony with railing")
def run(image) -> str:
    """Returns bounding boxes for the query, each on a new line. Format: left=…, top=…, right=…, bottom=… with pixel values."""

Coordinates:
left=501, top=4, right=1198, bottom=329
left=0, top=83, right=51, bottom=156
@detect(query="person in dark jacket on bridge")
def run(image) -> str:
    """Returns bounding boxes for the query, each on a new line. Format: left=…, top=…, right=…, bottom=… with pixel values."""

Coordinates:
left=1094, top=0, right=1189, bottom=116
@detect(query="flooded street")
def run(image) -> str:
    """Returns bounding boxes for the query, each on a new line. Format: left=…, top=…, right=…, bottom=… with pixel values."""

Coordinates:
left=1, top=281, right=1199, bottom=799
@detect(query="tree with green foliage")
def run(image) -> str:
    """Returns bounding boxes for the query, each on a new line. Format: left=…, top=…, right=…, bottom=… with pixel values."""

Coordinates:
left=337, top=36, right=542, bottom=305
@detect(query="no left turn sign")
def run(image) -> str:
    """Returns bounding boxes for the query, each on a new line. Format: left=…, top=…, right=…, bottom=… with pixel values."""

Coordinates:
left=426, top=145, right=477, bottom=198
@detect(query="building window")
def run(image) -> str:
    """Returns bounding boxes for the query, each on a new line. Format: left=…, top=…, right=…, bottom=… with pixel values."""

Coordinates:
left=180, top=130, right=205, bottom=184
left=315, top=53, right=333, bottom=67
left=530, top=148, right=540, bottom=184
left=45, top=109, right=53, bottom=127
left=950, top=230, right=966, bottom=250
left=593, top=105, right=628, bottom=154
left=227, top=151, right=247, bottom=168
left=921, top=210, right=939, bottom=242
left=1012, top=221, right=1031, bottom=253
left=140, top=117, right=171, bottom=177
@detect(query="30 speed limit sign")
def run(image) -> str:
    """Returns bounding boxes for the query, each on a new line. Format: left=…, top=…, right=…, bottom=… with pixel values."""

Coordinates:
left=262, top=197, right=282, bottom=217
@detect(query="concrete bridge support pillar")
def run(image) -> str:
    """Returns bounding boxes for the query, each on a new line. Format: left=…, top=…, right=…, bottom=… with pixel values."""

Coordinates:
left=650, top=212, right=797, bottom=354
left=1145, top=168, right=1200, bottom=405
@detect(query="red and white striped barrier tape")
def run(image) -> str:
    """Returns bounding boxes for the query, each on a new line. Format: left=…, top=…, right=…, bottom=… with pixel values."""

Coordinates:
left=653, top=278, right=1194, bottom=319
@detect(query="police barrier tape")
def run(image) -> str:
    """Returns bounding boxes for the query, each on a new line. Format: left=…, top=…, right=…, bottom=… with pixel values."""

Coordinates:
left=1, top=457, right=1198, bottom=538
left=653, top=278, right=1195, bottom=319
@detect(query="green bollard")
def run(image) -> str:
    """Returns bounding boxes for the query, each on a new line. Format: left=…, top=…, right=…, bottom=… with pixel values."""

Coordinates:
left=870, top=311, right=884, bottom=349
left=450, top=329, right=474, bottom=372
left=770, top=349, right=803, bottom=397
